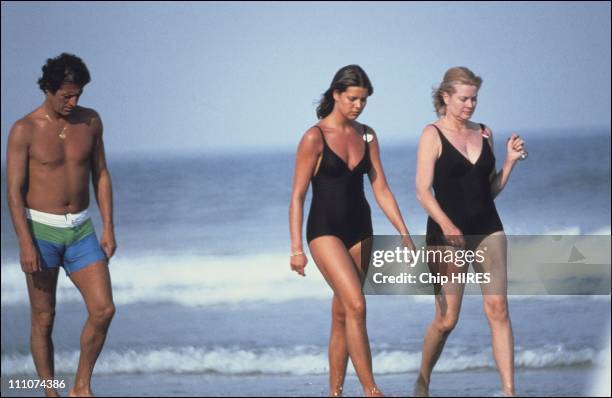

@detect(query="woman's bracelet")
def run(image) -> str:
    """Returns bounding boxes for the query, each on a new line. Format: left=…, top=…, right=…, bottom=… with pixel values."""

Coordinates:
left=291, top=250, right=304, bottom=257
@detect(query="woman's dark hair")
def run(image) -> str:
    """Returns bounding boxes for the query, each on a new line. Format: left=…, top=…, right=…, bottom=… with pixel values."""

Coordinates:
left=316, top=64, right=373, bottom=119
left=37, top=53, right=91, bottom=94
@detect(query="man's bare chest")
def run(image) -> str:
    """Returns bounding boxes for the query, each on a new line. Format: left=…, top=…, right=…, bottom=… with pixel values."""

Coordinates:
left=30, top=125, right=96, bottom=167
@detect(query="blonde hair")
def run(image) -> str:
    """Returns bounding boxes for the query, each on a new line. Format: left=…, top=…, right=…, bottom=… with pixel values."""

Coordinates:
left=432, top=67, right=482, bottom=117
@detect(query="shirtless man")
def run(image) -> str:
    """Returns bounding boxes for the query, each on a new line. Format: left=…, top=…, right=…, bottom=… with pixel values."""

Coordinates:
left=6, top=53, right=116, bottom=397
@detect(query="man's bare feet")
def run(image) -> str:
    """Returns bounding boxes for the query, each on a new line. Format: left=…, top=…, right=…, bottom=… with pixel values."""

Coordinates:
left=69, top=387, right=94, bottom=397
left=44, top=387, right=59, bottom=397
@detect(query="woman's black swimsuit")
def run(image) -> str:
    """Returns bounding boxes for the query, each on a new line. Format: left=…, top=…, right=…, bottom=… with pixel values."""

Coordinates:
left=306, top=125, right=373, bottom=249
left=426, top=123, right=503, bottom=247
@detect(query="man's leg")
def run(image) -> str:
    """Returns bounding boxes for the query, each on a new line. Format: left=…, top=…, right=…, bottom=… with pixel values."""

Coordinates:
left=67, top=260, right=115, bottom=397
left=25, top=268, right=60, bottom=397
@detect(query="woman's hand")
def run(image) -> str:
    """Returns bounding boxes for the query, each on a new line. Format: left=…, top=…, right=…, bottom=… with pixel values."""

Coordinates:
left=401, top=233, right=416, bottom=251
left=441, top=223, right=465, bottom=248
left=290, top=253, right=308, bottom=277
left=506, top=133, right=526, bottom=163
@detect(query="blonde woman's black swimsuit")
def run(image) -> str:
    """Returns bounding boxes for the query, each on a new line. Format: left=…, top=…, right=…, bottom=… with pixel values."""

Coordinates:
left=306, top=125, right=373, bottom=249
left=426, top=124, right=503, bottom=248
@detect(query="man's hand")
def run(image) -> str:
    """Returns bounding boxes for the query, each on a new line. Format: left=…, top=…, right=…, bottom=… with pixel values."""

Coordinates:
left=100, top=228, right=116, bottom=259
left=20, top=242, right=41, bottom=273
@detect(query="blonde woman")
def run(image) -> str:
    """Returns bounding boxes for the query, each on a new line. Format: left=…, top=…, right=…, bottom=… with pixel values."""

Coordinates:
left=414, top=67, right=525, bottom=397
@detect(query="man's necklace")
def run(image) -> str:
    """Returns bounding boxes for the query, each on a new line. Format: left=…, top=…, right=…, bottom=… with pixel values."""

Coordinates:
left=44, top=114, right=67, bottom=139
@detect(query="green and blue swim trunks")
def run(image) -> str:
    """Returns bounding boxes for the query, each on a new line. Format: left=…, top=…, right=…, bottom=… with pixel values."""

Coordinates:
left=26, top=208, right=107, bottom=275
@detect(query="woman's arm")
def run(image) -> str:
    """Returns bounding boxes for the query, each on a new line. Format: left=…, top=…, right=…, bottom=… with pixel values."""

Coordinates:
left=415, top=125, right=463, bottom=246
left=366, top=127, right=412, bottom=242
left=486, top=126, right=524, bottom=198
left=289, top=127, right=322, bottom=276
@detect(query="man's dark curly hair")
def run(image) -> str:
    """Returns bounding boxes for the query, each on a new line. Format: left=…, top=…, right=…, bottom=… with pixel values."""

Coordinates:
left=37, top=53, right=91, bottom=94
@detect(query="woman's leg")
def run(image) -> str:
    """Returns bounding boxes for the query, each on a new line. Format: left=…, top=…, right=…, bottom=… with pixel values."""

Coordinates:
left=414, top=247, right=467, bottom=397
left=474, top=232, right=515, bottom=396
left=329, top=294, right=349, bottom=396
left=328, top=237, right=370, bottom=396
left=310, top=236, right=382, bottom=396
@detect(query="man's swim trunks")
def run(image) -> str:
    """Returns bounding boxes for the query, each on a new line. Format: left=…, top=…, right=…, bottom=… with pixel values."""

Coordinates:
left=26, top=208, right=107, bottom=275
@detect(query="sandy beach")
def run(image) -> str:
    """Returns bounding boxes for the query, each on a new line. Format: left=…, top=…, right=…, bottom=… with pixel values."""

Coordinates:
left=1, top=367, right=604, bottom=397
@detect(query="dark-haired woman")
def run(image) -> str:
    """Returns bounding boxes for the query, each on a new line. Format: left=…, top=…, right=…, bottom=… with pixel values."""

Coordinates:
left=289, top=64, right=414, bottom=397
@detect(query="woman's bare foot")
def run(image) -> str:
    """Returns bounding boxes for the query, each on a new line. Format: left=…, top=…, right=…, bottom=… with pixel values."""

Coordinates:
left=413, top=375, right=429, bottom=397
left=364, top=385, right=384, bottom=397
left=330, top=385, right=343, bottom=396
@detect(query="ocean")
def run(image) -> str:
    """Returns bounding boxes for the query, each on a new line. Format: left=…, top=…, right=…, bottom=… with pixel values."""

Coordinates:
left=1, top=128, right=610, bottom=396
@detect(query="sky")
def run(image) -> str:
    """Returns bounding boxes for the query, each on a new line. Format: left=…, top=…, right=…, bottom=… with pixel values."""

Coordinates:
left=1, top=1, right=610, bottom=157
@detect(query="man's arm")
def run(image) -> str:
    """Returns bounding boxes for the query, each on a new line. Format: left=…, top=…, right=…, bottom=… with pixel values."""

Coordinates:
left=6, top=120, right=41, bottom=273
left=90, top=114, right=116, bottom=258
